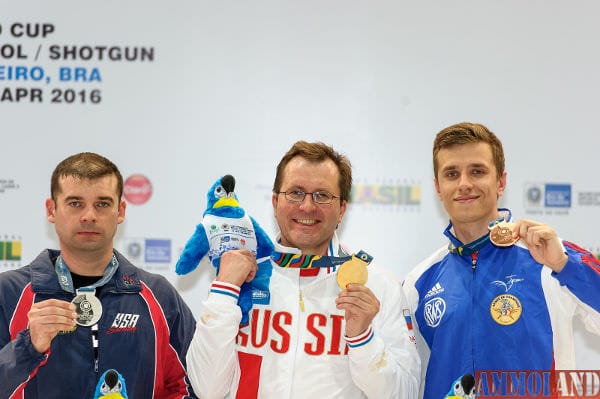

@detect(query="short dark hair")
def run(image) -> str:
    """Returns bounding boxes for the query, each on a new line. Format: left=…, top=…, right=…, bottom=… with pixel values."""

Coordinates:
left=51, top=152, right=123, bottom=200
left=273, top=141, right=352, bottom=202
left=433, top=122, right=505, bottom=179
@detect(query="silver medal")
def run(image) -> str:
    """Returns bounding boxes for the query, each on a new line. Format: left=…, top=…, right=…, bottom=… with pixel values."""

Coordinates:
left=72, top=292, right=102, bottom=326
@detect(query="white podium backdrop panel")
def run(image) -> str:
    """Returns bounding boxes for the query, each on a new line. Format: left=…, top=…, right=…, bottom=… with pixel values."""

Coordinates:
left=2, top=1, right=600, bottom=368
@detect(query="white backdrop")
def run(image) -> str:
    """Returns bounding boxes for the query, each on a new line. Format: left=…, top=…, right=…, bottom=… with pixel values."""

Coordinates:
left=2, top=1, right=600, bottom=368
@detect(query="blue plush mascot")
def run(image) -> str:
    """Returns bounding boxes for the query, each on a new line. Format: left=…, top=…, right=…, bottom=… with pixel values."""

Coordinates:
left=176, top=174, right=274, bottom=324
left=93, top=369, right=128, bottom=399
left=445, top=373, right=476, bottom=399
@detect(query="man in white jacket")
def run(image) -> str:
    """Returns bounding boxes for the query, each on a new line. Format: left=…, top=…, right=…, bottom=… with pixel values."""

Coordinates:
left=186, top=141, right=420, bottom=399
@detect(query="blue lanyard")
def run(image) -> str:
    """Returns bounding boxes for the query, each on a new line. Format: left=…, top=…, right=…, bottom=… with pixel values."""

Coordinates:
left=55, top=254, right=119, bottom=293
left=446, top=208, right=512, bottom=256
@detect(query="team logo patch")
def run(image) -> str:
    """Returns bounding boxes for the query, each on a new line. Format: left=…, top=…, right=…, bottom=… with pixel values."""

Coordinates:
left=107, top=313, right=140, bottom=334
left=424, top=297, right=446, bottom=327
left=490, top=294, right=522, bottom=325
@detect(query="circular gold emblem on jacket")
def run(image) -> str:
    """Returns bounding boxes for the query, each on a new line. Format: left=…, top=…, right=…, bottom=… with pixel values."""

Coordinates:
left=490, top=294, right=522, bottom=325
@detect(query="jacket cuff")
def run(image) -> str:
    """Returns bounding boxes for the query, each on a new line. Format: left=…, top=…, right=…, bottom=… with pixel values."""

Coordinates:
left=208, top=281, right=240, bottom=304
left=344, top=325, right=374, bottom=349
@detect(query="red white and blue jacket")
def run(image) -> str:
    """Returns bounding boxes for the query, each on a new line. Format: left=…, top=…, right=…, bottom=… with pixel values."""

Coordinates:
left=0, top=249, right=197, bottom=399
left=403, top=221, right=600, bottom=399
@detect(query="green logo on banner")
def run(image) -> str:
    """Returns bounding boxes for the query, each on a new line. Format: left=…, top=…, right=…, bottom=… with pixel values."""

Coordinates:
left=0, top=241, right=22, bottom=261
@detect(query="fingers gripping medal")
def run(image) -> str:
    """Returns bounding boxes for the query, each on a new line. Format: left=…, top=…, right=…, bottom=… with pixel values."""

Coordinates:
left=489, top=221, right=519, bottom=247
left=336, top=250, right=373, bottom=289
left=72, top=289, right=102, bottom=326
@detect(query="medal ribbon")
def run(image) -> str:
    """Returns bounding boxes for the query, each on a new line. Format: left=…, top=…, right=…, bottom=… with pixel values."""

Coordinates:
left=446, top=208, right=512, bottom=256
left=55, top=254, right=119, bottom=293
left=271, top=249, right=373, bottom=268
left=271, top=252, right=352, bottom=268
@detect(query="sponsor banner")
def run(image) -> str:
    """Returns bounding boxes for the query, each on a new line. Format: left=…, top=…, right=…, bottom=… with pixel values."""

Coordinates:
left=123, top=174, right=153, bottom=205
left=524, top=183, right=572, bottom=216
left=144, top=239, right=171, bottom=263
left=350, top=180, right=421, bottom=209
left=117, top=237, right=171, bottom=271
left=578, top=192, right=600, bottom=207
left=0, top=234, right=22, bottom=269
left=0, top=179, right=20, bottom=195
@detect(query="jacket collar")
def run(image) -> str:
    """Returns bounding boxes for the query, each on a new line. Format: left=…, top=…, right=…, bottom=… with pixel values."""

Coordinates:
left=30, top=249, right=142, bottom=294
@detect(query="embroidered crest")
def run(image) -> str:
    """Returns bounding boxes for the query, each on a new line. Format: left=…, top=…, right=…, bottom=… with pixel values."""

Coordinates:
left=490, top=294, right=522, bottom=325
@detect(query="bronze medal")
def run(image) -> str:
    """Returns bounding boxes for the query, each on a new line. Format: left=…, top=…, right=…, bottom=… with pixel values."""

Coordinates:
left=489, top=221, right=519, bottom=247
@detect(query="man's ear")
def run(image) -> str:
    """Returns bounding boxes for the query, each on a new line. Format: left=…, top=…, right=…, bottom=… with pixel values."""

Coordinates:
left=434, top=178, right=442, bottom=201
left=117, top=200, right=127, bottom=224
left=497, top=171, right=507, bottom=198
left=45, top=198, right=56, bottom=223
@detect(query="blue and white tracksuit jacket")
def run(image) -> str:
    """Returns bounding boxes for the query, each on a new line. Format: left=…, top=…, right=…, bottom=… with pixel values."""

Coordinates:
left=0, top=249, right=197, bottom=399
left=403, top=229, right=600, bottom=399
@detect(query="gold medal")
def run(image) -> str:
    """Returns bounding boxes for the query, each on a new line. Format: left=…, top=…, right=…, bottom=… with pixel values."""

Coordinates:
left=489, top=221, right=519, bottom=247
left=336, top=254, right=369, bottom=289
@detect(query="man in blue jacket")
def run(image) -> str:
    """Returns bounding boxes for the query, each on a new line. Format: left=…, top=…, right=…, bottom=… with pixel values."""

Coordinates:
left=0, top=152, right=197, bottom=398
left=403, top=122, right=600, bottom=399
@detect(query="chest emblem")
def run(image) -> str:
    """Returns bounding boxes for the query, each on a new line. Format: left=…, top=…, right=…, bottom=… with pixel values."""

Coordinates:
left=490, top=274, right=524, bottom=292
left=423, top=297, right=446, bottom=327
left=490, top=294, right=522, bottom=325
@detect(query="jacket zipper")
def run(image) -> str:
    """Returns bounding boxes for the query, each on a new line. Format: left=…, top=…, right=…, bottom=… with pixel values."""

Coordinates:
left=92, top=323, right=99, bottom=372
left=299, top=290, right=305, bottom=312
left=471, top=251, right=478, bottom=374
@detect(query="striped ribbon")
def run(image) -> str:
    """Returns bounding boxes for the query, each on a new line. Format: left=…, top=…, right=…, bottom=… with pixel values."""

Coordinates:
left=271, top=250, right=372, bottom=268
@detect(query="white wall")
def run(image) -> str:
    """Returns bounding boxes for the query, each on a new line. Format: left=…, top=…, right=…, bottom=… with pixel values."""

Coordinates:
left=2, top=0, right=599, bottom=367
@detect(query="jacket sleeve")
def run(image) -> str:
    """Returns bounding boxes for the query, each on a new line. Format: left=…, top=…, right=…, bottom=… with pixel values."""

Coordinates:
left=552, top=241, right=600, bottom=328
left=186, top=281, right=242, bottom=399
left=0, top=329, right=48, bottom=398
left=345, top=267, right=421, bottom=399
left=402, top=266, right=433, bottom=399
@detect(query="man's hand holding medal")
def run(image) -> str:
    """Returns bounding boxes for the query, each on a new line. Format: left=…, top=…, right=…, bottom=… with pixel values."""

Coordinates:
left=489, top=219, right=568, bottom=273
left=27, top=299, right=77, bottom=353
left=335, top=251, right=380, bottom=339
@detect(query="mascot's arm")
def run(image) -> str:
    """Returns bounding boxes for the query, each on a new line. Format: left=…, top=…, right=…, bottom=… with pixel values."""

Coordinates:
left=175, top=224, right=210, bottom=275
left=250, top=217, right=274, bottom=259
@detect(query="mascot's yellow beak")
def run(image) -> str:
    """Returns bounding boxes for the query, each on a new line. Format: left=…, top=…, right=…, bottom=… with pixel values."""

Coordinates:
left=99, top=393, right=126, bottom=399
left=214, top=197, right=240, bottom=208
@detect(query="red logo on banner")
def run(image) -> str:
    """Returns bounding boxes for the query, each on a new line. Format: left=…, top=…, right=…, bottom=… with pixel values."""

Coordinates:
left=123, top=174, right=152, bottom=205
left=475, top=370, right=600, bottom=398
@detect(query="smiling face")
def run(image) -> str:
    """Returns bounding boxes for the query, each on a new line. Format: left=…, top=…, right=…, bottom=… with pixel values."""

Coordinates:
left=272, top=156, right=347, bottom=255
left=434, top=141, right=506, bottom=241
left=46, top=174, right=126, bottom=272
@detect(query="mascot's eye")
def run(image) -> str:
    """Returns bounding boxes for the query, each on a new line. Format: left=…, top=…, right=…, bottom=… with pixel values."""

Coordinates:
left=214, top=185, right=226, bottom=198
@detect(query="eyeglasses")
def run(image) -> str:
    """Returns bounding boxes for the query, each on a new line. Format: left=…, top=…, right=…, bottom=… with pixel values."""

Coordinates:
left=277, top=190, right=340, bottom=205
